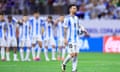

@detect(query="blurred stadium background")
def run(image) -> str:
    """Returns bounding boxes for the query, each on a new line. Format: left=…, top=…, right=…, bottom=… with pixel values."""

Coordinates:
left=0, top=0, right=120, bottom=72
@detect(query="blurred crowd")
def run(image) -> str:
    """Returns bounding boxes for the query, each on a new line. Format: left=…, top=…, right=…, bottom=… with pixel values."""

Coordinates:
left=1, top=0, right=120, bottom=19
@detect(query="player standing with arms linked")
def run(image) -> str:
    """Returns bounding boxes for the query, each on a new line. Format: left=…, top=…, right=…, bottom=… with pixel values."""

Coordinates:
left=19, top=15, right=31, bottom=61
left=56, top=15, right=66, bottom=61
left=6, top=15, right=19, bottom=61
left=29, top=11, right=43, bottom=61
left=44, top=16, right=56, bottom=61
left=61, top=4, right=88, bottom=72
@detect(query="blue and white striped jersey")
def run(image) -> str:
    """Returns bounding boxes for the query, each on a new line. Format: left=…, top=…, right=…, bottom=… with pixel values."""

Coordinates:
left=57, top=21, right=64, bottom=40
left=29, top=17, right=44, bottom=36
left=40, top=20, right=46, bottom=39
left=44, top=22, right=54, bottom=40
left=19, top=21, right=31, bottom=39
left=6, top=19, right=17, bottom=38
left=64, top=15, right=80, bottom=42
left=0, top=21, right=6, bottom=38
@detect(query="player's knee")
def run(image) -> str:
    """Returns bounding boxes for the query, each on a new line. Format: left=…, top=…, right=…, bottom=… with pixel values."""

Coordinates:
left=45, top=46, right=48, bottom=48
left=52, top=45, right=55, bottom=48
left=70, top=53, right=74, bottom=57
left=28, top=47, right=31, bottom=49
left=75, top=53, right=78, bottom=56
left=38, top=42, right=42, bottom=48
left=59, top=46, right=62, bottom=49
left=32, top=44, right=36, bottom=47
left=62, top=46, right=65, bottom=48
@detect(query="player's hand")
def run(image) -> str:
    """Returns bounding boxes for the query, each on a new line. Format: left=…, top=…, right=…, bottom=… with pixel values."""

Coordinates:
left=41, top=27, right=44, bottom=34
left=84, top=32, right=90, bottom=37
left=17, top=20, right=23, bottom=25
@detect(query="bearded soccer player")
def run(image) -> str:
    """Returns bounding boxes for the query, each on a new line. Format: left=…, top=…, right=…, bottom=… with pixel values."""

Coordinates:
left=61, top=4, right=88, bottom=72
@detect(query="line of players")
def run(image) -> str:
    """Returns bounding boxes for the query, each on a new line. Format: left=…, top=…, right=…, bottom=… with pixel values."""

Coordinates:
left=0, top=11, right=67, bottom=61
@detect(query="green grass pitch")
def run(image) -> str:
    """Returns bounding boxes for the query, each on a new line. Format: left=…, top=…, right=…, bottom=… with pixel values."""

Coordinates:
left=0, top=52, right=120, bottom=72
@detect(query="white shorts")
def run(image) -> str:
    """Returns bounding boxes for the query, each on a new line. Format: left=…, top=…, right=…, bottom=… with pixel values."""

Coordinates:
left=7, top=37, right=17, bottom=47
left=44, top=38, right=56, bottom=46
left=0, top=38, right=6, bottom=47
left=32, top=35, right=42, bottom=44
left=58, top=39, right=64, bottom=47
left=19, top=39, right=31, bottom=47
left=67, top=42, right=79, bottom=54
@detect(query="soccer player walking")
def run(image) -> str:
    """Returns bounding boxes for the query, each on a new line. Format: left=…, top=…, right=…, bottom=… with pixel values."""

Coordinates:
left=61, top=4, right=88, bottom=72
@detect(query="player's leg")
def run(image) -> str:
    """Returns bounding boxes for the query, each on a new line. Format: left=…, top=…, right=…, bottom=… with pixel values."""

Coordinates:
left=62, top=54, right=71, bottom=72
left=36, top=36, right=42, bottom=59
left=6, top=47, right=10, bottom=61
left=57, top=39, right=63, bottom=61
left=13, top=38, right=19, bottom=61
left=57, top=45, right=62, bottom=61
left=19, top=40, right=24, bottom=61
left=25, top=47, right=31, bottom=61
left=62, top=43, right=75, bottom=72
left=0, top=39, right=5, bottom=61
left=61, top=40, right=66, bottom=61
left=6, top=39, right=10, bottom=61
left=61, top=46, right=66, bottom=61
left=57, top=40, right=66, bottom=61
left=57, top=39, right=60, bottom=60
left=32, top=44, right=36, bottom=60
left=31, top=37, right=36, bottom=60
left=62, top=53, right=71, bottom=64
left=20, top=47, right=24, bottom=61
left=72, top=43, right=79, bottom=72
left=52, top=45, right=56, bottom=60
left=44, top=40, right=50, bottom=61
left=72, top=53, right=78, bottom=72
left=25, top=40, right=31, bottom=61
left=0, top=47, right=5, bottom=61
left=51, top=39, right=56, bottom=60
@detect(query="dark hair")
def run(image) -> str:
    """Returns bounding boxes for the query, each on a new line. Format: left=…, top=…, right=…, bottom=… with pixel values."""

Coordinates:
left=33, top=10, right=39, bottom=14
left=7, top=15, right=12, bottom=19
left=23, top=13, right=28, bottom=16
left=48, top=16, right=52, bottom=19
left=59, top=14, right=64, bottom=16
left=0, top=11, right=4, bottom=15
left=23, top=10, right=28, bottom=16
left=68, top=4, right=77, bottom=9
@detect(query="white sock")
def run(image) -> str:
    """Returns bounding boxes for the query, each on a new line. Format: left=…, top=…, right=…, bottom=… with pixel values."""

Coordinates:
left=52, top=48, right=56, bottom=59
left=20, top=48, right=24, bottom=60
left=57, top=48, right=61, bottom=58
left=62, top=48, right=66, bottom=58
left=32, top=47, right=35, bottom=59
left=1, top=48, right=5, bottom=59
left=63, top=54, right=71, bottom=65
left=44, top=48, right=49, bottom=59
left=72, top=56, right=78, bottom=71
left=36, top=47, right=41, bottom=58
left=25, top=48, right=30, bottom=60
left=14, top=53, right=17, bottom=60
left=6, top=52, right=10, bottom=60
